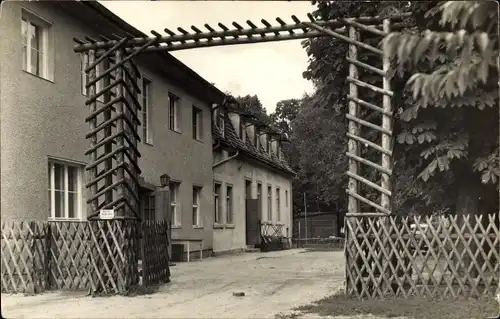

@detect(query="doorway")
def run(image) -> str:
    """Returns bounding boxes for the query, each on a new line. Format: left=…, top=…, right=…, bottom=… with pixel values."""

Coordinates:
left=245, top=179, right=259, bottom=245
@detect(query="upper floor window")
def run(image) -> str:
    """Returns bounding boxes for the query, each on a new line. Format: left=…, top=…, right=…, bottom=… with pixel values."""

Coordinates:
left=214, top=106, right=225, bottom=135
left=48, top=160, right=84, bottom=220
left=285, top=190, right=289, bottom=207
left=168, top=92, right=181, bottom=132
left=142, top=78, right=153, bottom=144
left=255, top=129, right=260, bottom=149
left=266, top=136, right=271, bottom=153
left=21, top=11, right=52, bottom=81
left=192, top=106, right=203, bottom=141
left=169, top=181, right=181, bottom=227
left=240, top=121, right=246, bottom=142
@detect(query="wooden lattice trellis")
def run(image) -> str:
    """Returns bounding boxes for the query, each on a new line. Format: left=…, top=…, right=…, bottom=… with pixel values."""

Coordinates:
left=72, top=10, right=499, bottom=300
left=345, top=213, right=500, bottom=298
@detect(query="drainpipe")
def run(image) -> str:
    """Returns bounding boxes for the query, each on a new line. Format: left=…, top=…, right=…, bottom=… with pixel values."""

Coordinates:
left=213, top=150, right=239, bottom=168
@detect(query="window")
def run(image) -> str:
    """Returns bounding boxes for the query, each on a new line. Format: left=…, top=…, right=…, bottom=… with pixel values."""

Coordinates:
left=168, top=92, right=181, bottom=132
left=267, top=185, right=272, bottom=221
left=169, top=182, right=181, bottom=227
left=192, top=106, right=203, bottom=140
left=142, top=194, right=155, bottom=221
left=240, top=122, right=246, bottom=142
left=226, top=185, right=233, bottom=224
left=81, top=52, right=107, bottom=103
left=142, top=78, right=153, bottom=144
left=214, top=183, right=222, bottom=223
left=276, top=188, right=281, bottom=221
left=214, top=107, right=224, bottom=135
left=266, top=137, right=271, bottom=153
left=48, top=160, right=83, bottom=220
left=22, top=13, right=50, bottom=80
left=285, top=190, right=289, bottom=207
left=192, top=186, right=202, bottom=227
left=254, top=129, right=260, bottom=148
left=245, top=180, right=252, bottom=200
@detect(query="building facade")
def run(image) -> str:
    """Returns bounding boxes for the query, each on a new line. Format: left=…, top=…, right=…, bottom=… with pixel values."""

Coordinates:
left=0, top=1, right=225, bottom=255
left=212, top=100, right=294, bottom=252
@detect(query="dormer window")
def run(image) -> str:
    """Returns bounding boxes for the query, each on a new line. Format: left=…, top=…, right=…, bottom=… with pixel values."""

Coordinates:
left=255, top=128, right=260, bottom=148
left=214, top=106, right=225, bottom=135
left=240, top=121, right=246, bottom=142
left=266, top=136, right=271, bottom=153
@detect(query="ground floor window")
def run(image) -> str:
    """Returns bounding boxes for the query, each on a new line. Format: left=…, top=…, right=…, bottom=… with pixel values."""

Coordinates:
left=141, top=193, right=155, bottom=221
left=48, top=159, right=84, bottom=220
left=214, top=183, right=222, bottom=223
left=192, top=186, right=202, bottom=226
left=226, top=184, right=233, bottom=224
left=170, top=182, right=181, bottom=227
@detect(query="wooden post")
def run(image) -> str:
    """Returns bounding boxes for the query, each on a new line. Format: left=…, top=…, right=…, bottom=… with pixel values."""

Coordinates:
left=87, top=50, right=98, bottom=219
left=381, top=18, right=395, bottom=294
left=115, top=49, right=125, bottom=218
left=346, top=25, right=361, bottom=295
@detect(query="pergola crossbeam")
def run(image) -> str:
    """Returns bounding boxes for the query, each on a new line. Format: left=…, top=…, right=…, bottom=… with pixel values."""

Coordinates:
left=73, top=13, right=411, bottom=53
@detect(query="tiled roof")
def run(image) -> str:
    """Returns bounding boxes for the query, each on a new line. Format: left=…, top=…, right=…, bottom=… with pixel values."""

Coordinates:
left=213, top=113, right=295, bottom=176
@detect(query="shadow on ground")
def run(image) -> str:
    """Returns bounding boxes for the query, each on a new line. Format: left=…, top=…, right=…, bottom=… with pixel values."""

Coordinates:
left=278, top=292, right=499, bottom=319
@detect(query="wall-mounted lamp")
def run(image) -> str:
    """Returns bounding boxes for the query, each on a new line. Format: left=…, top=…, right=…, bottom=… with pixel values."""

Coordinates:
left=160, top=174, right=171, bottom=188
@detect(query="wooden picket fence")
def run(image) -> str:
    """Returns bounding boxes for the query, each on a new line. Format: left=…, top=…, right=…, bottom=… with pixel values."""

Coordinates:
left=1, top=220, right=170, bottom=295
left=345, top=213, right=500, bottom=299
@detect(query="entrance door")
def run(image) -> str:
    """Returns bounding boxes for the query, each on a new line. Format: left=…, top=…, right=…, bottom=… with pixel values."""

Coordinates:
left=246, top=199, right=260, bottom=245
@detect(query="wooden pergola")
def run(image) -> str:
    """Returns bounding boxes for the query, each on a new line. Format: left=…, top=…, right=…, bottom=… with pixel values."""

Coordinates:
left=74, top=11, right=410, bottom=296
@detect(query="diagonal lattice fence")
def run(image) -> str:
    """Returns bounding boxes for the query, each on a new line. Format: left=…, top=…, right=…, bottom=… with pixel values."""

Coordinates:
left=345, top=213, right=500, bottom=299
left=1, top=220, right=170, bottom=295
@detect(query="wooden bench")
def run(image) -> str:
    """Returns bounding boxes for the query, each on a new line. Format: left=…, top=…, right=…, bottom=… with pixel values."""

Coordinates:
left=172, top=239, right=204, bottom=262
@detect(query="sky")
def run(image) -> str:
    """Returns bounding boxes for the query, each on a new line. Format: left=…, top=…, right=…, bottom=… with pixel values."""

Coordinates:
left=99, top=1, right=316, bottom=113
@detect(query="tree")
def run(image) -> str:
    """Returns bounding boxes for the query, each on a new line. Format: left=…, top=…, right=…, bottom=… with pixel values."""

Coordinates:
left=233, top=94, right=271, bottom=124
left=270, top=98, right=301, bottom=136
left=383, top=0, right=499, bottom=215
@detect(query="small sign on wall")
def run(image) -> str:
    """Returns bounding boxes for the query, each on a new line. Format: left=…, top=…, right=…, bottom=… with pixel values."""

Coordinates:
left=99, top=209, right=115, bottom=220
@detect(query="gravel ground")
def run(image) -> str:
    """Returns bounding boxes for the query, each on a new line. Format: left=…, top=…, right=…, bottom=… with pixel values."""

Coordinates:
left=1, top=249, right=347, bottom=318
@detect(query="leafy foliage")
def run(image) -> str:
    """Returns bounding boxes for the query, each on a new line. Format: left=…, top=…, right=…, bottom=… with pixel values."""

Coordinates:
left=385, top=0, right=499, bottom=214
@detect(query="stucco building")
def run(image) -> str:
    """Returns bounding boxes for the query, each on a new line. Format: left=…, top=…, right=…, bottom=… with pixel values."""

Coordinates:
left=212, top=99, right=294, bottom=252
left=0, top=1, right=225, bottom=257
left=0, top=0, right=294, bottom=258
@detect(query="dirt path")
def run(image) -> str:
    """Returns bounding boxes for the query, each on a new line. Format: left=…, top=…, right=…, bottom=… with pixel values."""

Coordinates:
left=1, top=249, right=345, bottom=318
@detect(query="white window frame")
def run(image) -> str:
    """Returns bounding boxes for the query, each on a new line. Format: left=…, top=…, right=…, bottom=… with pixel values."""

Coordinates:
left=170, top=182, right=181, bottom=227
left=226, top=184, right=233, bottom=224
left=168, top=92, right=181, bottom=132
left=48, top=159, right=84, bottom=221
left=21, top=11, right=50, bottom=80
left=214, top=107, right=225, bottom=136
left=192, top=186, right=202, bottom=227
left=141, top=77, right=153, bottom=145
left=192, top=105, right=203, bottom=141
left=214, top=183, right=222, bottom=223
left=81, top=52, right=106, bottom=103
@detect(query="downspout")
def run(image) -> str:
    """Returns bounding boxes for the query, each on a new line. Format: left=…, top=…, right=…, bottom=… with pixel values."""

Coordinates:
left=213, top=150, right=239, bottom=168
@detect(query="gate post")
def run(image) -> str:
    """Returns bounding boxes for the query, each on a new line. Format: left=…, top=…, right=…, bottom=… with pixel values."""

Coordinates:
left=345, top=25, right=361, bottom=296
